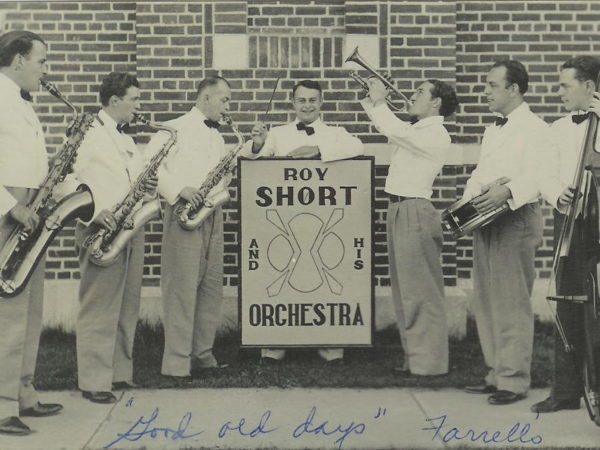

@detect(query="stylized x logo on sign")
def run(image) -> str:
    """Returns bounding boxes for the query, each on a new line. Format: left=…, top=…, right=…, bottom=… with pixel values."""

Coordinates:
left=265, top=209, right=345, bottom=297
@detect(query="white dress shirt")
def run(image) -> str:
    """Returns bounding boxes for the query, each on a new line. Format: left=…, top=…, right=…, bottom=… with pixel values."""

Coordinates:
left=538, top=111, right=600, bottom=210
left=146, top=106, right=226, bottom=205
left=0, top=73, right=48, bottom=216
left=361, top=99, right=450, bottom=199
left=60, top=109, right=144, bottom=224
left=463, top=102, right=550, bottom=210
left=240, top=117, right=364, bottom=162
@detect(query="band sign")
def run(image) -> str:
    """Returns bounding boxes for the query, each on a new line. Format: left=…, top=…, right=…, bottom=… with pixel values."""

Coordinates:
left=239, top=157, right=373, bottom=347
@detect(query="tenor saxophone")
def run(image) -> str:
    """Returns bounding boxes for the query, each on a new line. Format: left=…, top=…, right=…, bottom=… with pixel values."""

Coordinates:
left=174, top=114, right=244, bottom=231
left=84, top=113, right=177, bottom=267
left=0, top=80, right=95, bottom=297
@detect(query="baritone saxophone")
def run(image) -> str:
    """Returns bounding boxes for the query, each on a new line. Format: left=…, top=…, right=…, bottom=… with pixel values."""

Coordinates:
left=0, top=80, right=95, bottom=297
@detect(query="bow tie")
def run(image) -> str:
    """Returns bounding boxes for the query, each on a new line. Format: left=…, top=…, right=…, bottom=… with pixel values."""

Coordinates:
left=494, top=116, right=508, bottom=127
left=572, top=112, right=591, bottom=124
left=296, top=122, right=315, bottom=136
left=116, top=123, right=129, bottom=134
left=410, top=117, right=419, bottom=125
left=20, top=89, right=32, bottom=102
left=204, top=119, right=220, bottom=129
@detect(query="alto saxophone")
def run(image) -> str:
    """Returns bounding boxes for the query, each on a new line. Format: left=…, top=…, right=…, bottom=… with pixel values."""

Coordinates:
left=174, top=114, right=244, bottom=230
left=0, top=80, right=95, bottom=297
left=84, top=113, right=177, bottom=267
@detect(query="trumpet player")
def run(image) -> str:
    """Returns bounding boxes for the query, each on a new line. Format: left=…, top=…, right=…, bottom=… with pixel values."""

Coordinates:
left=460, top=60, right=548, bottom=405
left=242, top=79, right=364, bottom=364
left=60, top=72, right=155, bottom=404
left=0, top=30, right=64, bottom=436
left=362, top=75, right=458, bottom=377
left=145, top=76, right=232, bottom=381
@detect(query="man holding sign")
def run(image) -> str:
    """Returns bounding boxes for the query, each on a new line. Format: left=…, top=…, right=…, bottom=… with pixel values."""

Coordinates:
left=241, top=79, right=364, bottom=363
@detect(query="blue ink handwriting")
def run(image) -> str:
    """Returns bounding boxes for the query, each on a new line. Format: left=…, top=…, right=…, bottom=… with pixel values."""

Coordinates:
left=104, top=408, right=204, bottom=449
left=292, top=406, right=370, bottom=450
left=218, top=410, right=277, bottom=438
left=422, top=413, right=543, bottom=445
left=374, top=407, right=386, bottom=418
left=125, top=397, right=134, bottom=407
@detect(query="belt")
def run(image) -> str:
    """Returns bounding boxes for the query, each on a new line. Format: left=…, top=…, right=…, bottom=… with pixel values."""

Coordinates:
left=389, top=194, right=417, bottom=203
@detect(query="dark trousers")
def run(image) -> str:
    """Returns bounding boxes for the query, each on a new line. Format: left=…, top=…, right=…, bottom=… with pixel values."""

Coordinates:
left=551, top=211, right=586, bottom=400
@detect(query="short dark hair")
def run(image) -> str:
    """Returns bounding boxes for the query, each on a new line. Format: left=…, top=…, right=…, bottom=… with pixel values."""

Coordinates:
left=492, top=60, right=529, bottom=94
left=0, top=30, right=45, bottom=68
left=292, top=79, right=322, bottom=98
left=562, top=56, right=600, bottom=84
left=196, top=76, right=231, bottom=96
left=99, top=72, right=139, bottom=106
left=427, top=79, right=459, bottom=117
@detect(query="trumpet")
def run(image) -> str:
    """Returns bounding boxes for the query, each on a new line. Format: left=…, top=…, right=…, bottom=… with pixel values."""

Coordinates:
left=345, top=46, right=411, bottom=112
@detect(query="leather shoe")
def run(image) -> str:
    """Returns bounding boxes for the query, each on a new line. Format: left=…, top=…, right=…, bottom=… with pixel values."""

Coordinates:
left=464, top=384, right=497, bottom=394
left=530, top=397, right=580, bottom=413
left=488, top=390, right=526, bottom=405
left=20, top=402, right=63, bottom=417
left=81, top=391, right=117, bottom=404
left=112, top=381, right=138, bottom=390
left=0, top=416, right=31, bottom=436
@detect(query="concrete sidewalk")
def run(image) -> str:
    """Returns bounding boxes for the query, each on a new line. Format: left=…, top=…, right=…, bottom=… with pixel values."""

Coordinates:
left=3, top=387, right=599, bottom=450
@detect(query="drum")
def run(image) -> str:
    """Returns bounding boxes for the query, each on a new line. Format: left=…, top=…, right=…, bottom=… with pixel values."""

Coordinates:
left=441, top=197, right=509, bottom=238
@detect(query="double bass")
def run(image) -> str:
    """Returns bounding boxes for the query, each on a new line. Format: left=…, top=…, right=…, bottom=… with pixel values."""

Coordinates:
left=549, top=74, right=600, bottom=426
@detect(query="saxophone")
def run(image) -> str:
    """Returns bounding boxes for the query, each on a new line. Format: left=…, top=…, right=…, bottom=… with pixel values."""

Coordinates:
left=84, top=113, right=177, bottom=267
left=174, top=114, right=243, bottom=231
left=0, top=80, right=95, bottom=297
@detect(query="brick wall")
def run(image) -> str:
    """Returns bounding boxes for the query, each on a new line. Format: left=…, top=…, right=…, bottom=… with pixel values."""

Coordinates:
left=455, top=0, right=600, bottom=280
left=135, top=0, right=457, bottom=288
left=2, top=0, right=596, bottom=289
left=0, top=1, right=136, bottom=281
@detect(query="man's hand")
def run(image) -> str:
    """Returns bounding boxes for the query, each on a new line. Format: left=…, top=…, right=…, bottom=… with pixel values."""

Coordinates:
left=93, top=209, right=118, bottom=231
left=471, top=184, right=511, bottom=214
left=590, top=92, right=600, bottom=119
left=251, top=122, right=268, bottom=153
left=179, top=186, right=203, bottom=209
left=557, top=185, right=576, bottom=208
left=367, top=77, right=389, bottom=106
left=143, top=175, right=158, bottom=195
left=481, top=176, right=511, bottom=193
left=287, top=145, right=320, bottom=158
left=9, top=204, right=39, bottom=232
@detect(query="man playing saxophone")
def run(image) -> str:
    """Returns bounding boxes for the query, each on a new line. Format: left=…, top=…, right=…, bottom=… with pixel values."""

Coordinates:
left=0, top=30, right=64, bottom=436
left=145, top=76, right=232, bottom=381
left=240, top=79, right=364, bottom=364
left=61, top=72, right=156, bottom=404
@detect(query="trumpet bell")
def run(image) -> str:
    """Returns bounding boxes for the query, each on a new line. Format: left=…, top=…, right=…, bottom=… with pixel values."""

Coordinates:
left=345, top=46, right=410, bottom=112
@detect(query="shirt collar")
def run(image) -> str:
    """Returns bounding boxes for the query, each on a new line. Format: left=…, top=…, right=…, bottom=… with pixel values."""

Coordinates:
left=293, top=117, right=324, bottom=129
left=570, top=109, right=587, bottom=116
left=413, top=115, right=444, bottom=128
left=0, top=72, right=26, bottom=99
left=501, top=101, right=530, bottom=122
left=98, top=109, right=120, bottom=132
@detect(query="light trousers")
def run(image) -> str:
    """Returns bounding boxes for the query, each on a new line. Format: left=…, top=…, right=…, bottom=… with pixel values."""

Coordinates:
left=0, top=188, right=44, bottom=418
left=387, top=198, right=448, bottom=375
left=75, top=223, right=144, bottom=392
left=161, top=205, right=224, bottom=376
left=472, top=203, right=542, bottom=394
